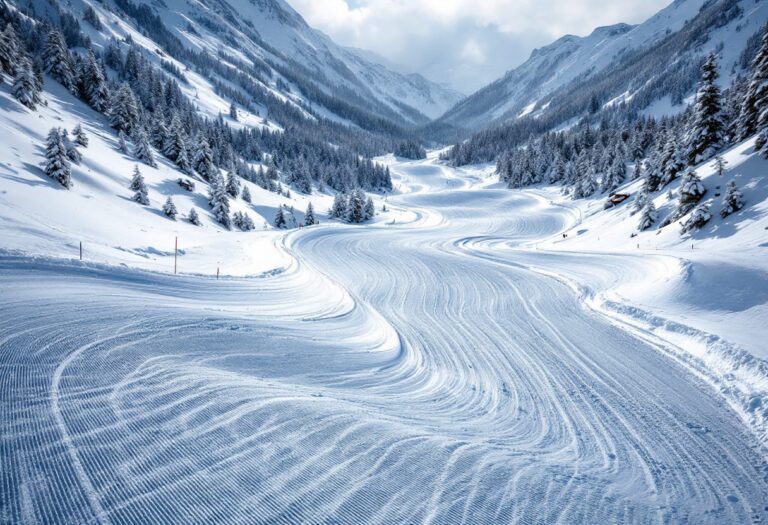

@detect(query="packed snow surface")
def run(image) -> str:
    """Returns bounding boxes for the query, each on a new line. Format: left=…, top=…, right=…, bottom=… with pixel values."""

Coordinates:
left=2, top=153, right=768, bottom=524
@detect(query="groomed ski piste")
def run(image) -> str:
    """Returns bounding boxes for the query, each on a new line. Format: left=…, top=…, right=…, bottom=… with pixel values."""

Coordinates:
left=2, top=148, right=768, bottom=524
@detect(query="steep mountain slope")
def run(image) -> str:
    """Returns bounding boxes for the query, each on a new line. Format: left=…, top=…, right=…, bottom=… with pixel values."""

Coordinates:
left=125, top=0, right=463, bottom=123
left=435, top=0, right=765, bottom=133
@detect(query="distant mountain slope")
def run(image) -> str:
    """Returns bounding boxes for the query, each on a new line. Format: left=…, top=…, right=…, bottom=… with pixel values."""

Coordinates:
left=125, top=0, right=463, bottom=123
left=434, top=0, right=765, bottom=134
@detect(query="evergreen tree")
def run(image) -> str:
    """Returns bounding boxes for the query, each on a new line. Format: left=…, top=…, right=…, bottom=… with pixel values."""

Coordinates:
left=713, top=155, right=727, bottom=176
left=188, top=207, right=201, bottom=226
left=739, top=25, right=768, bottom=140
left=44, top=128, right=72, bottom=188
left=720, top=180, right=744, bottom=218
left=225, top=171, right=240, bottom=197
left=129, top=165, right=143, bottom=191
left=364, top=196, right=375, bottom=220
left=347, top=189, right=366, bottom=223
left=109, top=83, right=139, bottom=135
left=62, top=130, right=81, bottom=164
left=687, top=53, right=724, bottom=165
left=668, top=170, right=706, bottom=223
left=118, top=131, right=129, bottom=154
left=176, top=142, right=191, bottom=174
left=130, top=167, right=149, bottom=205
left=329, top=193, right=348, bottom=219
left=638, top=201, right=658, bottom=231
left=229, top=102, right=238, bottom=121
left=242, top=185, right=252, bottom=203
left=42, top=29, right=74, bottom=91
left=681, top=203, right=711, bottom=233
left=133, top=128, right=157, bottom=168
left=162, top=196, right=178, bottom=219
left=631, top=185, right=648, bottom=216
left=233, top=211, right=255, bottom=231
left=193, top=138, right=215, bottom=180
left=0, top=24, right=20, bottom=77
left=81, top=50, right=108, bottom=112
left=304, top=201, right=317, bottom=225
left=11, top=57, right=41, bottom=109
left=72, top=124, right=88, bottom=148
left=164, top=118, right=186, bottom=161
left=274, top=206, right=286, bottom=228
left=679, top=170, right=706, bottom=207
left=208, top=174, right=231, bottom=228
left=661, top=139, right=686, bottom=186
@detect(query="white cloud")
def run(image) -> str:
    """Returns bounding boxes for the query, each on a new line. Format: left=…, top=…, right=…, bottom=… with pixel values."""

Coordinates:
left=285, top=0, right=671, bottom=93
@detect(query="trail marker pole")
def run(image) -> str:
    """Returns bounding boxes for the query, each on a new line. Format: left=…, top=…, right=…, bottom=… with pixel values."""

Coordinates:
left=79, top=241, right=82, bottom=261
left=174, top=236, right=178, bottom=274
left=217, top=266, right=220, bottom=280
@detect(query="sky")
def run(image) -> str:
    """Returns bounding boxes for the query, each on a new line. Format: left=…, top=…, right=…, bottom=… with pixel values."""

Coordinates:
left=285, top=0, right=672, bottom=94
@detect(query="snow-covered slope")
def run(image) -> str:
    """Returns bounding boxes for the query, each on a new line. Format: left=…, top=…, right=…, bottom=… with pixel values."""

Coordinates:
left=0, top=76, right=321, bottom=275
left=2, top=149, right=767, bottom=523
left=436, top=0, right=767, bottom=131
left=121, top=0, right=463, bottom=122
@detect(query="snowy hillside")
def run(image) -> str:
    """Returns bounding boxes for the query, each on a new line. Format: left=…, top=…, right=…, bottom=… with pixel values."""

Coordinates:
left=435, top=0, right=767, bottom=132
left=120, top=0, right=463, bottom=123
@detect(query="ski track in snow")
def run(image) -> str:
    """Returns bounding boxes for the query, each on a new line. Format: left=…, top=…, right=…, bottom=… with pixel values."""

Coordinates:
left=1, top=156, right=767, bottom=524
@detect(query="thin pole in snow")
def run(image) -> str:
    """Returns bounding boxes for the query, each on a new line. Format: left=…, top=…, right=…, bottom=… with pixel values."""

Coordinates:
left=216, top=266, right=220, bottom=280
left=174, top=236, right=178, bottom=274
left=79, top=241, right=82, bottom=261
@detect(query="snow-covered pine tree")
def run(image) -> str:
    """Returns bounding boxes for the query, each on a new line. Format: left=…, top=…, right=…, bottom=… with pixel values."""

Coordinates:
left=129, top=165, right=143, bottom=191
left=274, top=206, right=286, bottom=228
left=668, top=170, right=707, bottom=223
left=644, top=157, right=662, bottom=193
left=241, top=185, right=252, bottom=203
left=118, top=131, right=129, bottom=154
left=176, top=142, right=192, bottom=174
left=575, top=171, right=597, bottom=199
left=347, top=189, right=366, bottom=223
left=62, top=130, right=82, bottom=164
left=229, top=102, right=238, bottom=121
left=82, top=50, right=108, bottom=112
left=681, top=202, right=711, bottom=233
left=193, top=138, right=215, bottom=181
left=12, top=57, right=41, bottom=109
left=305, top=202, right=317, bottom=225
left=188, top=207, right=201, bottom=226
left=739, top=24, right=768, bottom=141
left=329, top=193, right=347, bottom=219
left=232, top=211, right=255, bottom=231
left=712, top=155, right=727, bottom=177
left=0, top=24, right=20, bottom=77
left=130, top=167, right=149, bottom=205
left=208, top=173, right=231, bottom=228
left=133, top=128, right=157, bottom=168
left=225, top=172, right=240, bottom=198
left=602, top=159, right=626, bottom=193
left=44, top=128, right=72, bottom=188
left=42, top=29, right=74, bottom=91
left=687, top=53, right=724, bottom=165
left=242, top=213, right=255, bottom=230
left=164, top=119, right=185, bottom=161
left=661, top=139, right=686, bottom=186
left=364, top=196, right=375, bottom=220
left=150, top=115, right=168, bottom=151
left=72, top=124, right=88, bottom=148
left=638, top=201, right=658, bottom=231
left=162, top=196, right=178, bottom=219
left=631, top=185, right=648, bottom=216
left=109, top=83, right=139, bottom=135
left=720, top=180, right=745, bottom=218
